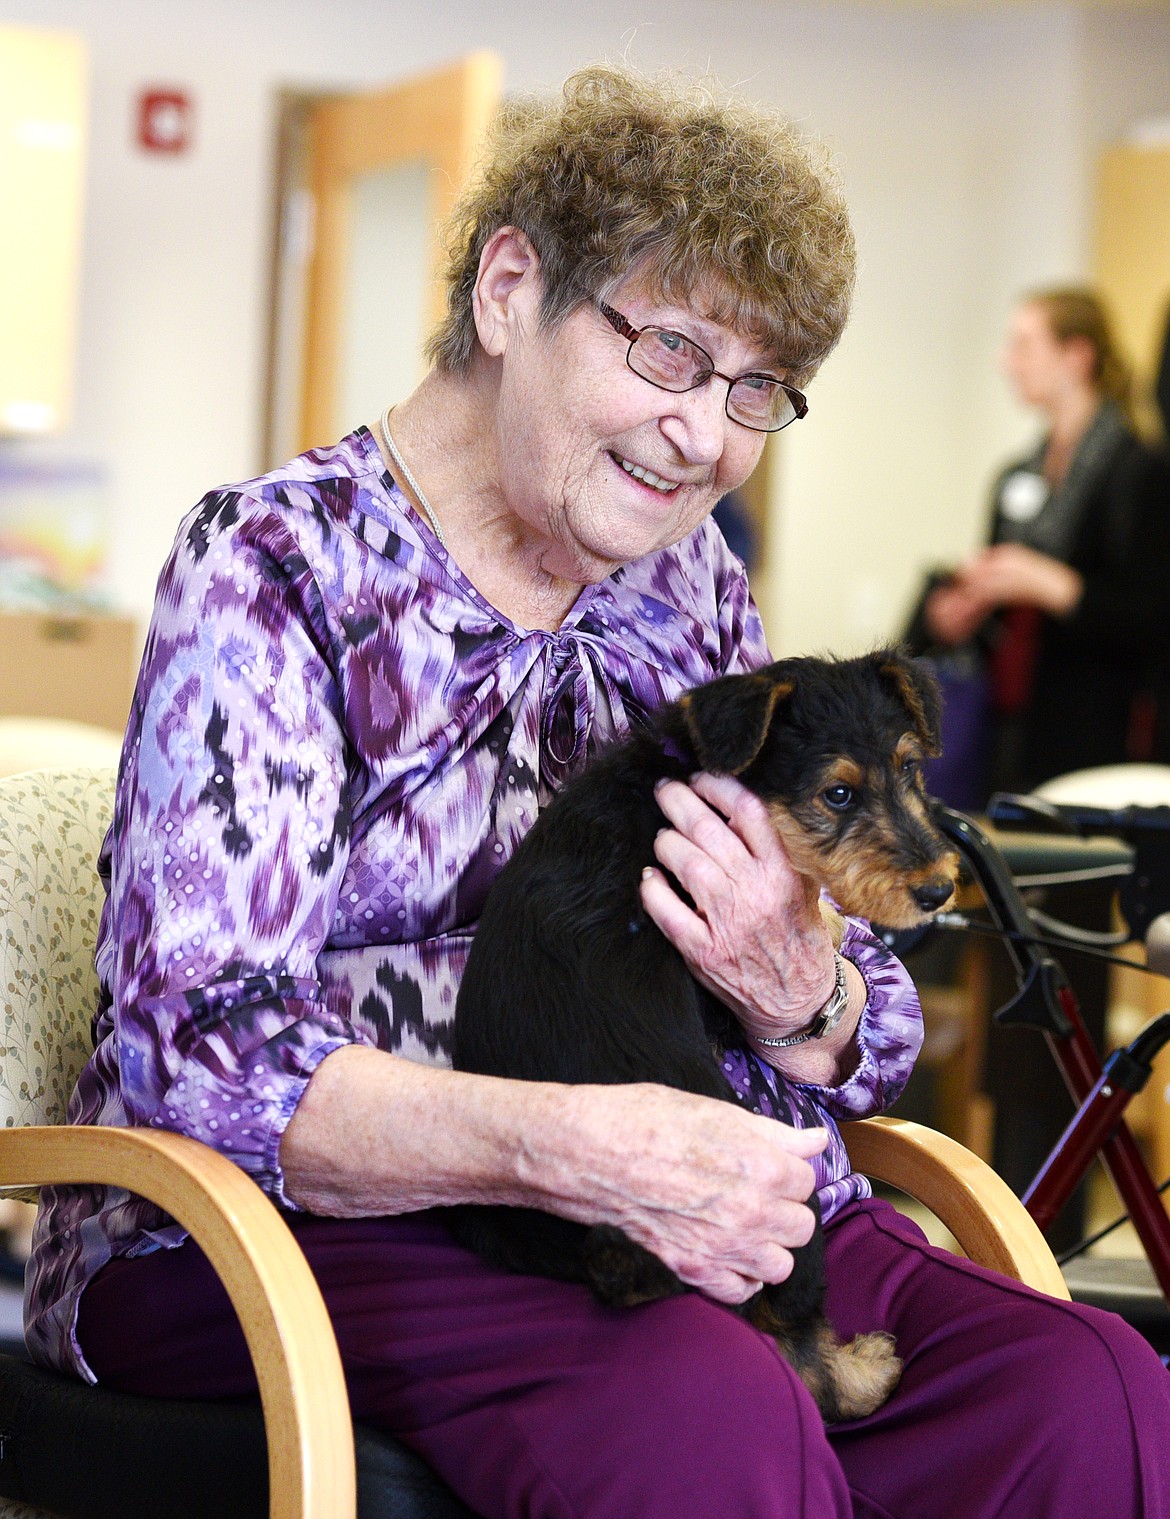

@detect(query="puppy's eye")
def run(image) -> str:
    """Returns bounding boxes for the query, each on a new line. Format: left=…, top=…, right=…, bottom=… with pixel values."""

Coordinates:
left=823, top=784, right=854, bottom=810
left=902, top=758, right=922, bottom=784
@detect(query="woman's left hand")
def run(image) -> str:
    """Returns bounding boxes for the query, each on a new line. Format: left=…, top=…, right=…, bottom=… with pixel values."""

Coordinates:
left=639, top=773, right=863, bottom=1079
left=955, top=543, right=1083, bottom=617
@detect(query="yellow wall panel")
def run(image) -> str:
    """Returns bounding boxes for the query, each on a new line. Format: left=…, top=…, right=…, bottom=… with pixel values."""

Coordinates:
left=1094, top=143, right=1170, bottom=442
left=0, top=25, right=87, bottom=435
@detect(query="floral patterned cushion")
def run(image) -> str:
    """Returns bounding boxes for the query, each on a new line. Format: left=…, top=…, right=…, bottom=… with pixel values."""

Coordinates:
left=0, top=1501, right=57, bottom=1518
left=0, top=769, right=116, bottom=1198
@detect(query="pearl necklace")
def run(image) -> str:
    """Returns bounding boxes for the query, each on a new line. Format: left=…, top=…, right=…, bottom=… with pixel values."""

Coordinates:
left=379, top=406, right=447, bottom=549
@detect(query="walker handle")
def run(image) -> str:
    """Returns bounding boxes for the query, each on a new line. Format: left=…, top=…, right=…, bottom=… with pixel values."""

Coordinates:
left=987, top=792, right=1170, bottom=839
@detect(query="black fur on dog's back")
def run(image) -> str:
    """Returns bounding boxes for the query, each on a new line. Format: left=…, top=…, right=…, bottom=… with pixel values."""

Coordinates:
left=454, top=719, right=731, bottom=1093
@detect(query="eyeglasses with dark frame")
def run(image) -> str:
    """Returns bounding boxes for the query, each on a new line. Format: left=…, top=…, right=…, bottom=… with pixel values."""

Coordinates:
left=598, top=302, right=808, bottom=434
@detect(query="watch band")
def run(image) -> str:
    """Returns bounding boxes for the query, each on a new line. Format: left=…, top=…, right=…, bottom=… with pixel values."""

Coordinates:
left=753, top=953, right=851, bottom=1048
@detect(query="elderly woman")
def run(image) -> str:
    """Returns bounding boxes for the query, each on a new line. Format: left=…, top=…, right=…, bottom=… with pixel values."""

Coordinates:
left=27, top=67, right=1169, bottom=1519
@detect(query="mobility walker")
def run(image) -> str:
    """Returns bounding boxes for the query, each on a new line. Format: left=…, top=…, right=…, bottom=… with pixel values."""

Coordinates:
left=921, top=796, right=1170, bottom=1347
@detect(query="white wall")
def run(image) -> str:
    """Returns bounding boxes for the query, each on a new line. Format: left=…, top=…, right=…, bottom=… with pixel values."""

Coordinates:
left=2, top=0, right=1168, bottom=657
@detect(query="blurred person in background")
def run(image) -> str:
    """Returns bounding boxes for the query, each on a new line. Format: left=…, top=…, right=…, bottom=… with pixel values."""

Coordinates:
left=924, top=287, right=1170, bottom=797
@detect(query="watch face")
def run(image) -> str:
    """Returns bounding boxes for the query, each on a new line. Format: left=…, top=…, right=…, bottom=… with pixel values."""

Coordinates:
left=818, top=956, right=850, bottom=1033
left=759, top=956, right=849, bottom=1046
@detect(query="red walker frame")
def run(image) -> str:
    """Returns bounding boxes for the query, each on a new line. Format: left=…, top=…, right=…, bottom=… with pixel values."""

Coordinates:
left=936, top=806, right=1170, bottom=1307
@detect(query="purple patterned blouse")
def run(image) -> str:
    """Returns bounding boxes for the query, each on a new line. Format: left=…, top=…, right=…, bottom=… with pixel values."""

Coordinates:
left=25, top=428, right=923, bottom=1380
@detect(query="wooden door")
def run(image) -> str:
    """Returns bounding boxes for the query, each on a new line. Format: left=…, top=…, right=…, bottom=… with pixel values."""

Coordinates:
left=1094, top=142, right=1170, bottom=1185
left=276, top=53, right=502, bottom=458
left=1094, top=142, right=1170, bottom=442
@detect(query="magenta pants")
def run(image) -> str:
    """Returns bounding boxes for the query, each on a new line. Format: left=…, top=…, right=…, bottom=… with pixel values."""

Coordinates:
left=77, top=1198, right=1170, bottom=1519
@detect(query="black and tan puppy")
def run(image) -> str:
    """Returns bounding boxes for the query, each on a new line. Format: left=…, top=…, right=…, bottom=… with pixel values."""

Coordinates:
left=451, top=647, right=958, bottom=1421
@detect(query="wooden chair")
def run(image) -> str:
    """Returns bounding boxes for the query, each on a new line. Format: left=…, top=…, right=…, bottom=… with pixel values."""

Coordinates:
left=842, top=1117, right=1068, bottom=1295
left=0, top=767, right=1066, bottom=1519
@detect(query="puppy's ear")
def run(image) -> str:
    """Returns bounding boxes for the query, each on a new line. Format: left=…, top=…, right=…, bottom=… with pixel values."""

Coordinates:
left=680, top=673, right=794, bottom=775
left=878, top=649, right=944, bottom=758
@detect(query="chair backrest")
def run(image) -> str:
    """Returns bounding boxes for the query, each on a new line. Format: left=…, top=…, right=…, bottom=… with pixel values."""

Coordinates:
left=0, top=768, right=117, bottom=1133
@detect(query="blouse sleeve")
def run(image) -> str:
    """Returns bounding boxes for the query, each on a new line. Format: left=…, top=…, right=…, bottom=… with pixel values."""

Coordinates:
left=103, top=493, right=362, bottom=1205
left=794, top=918, right=925, bottom=1119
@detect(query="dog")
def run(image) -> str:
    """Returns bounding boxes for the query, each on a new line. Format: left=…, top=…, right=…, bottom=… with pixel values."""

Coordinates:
left=450, top=647, right=959, bottom=1422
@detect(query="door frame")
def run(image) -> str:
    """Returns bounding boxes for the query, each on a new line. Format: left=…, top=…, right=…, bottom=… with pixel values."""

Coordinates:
left=299, top=52, right=502, bottom=455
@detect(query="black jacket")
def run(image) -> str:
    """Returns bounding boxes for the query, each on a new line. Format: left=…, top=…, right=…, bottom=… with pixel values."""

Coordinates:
left=988, top=427, right=1170, bottom=791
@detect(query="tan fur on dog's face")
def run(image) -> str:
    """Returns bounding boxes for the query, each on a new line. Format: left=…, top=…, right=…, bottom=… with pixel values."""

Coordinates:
left=766, top=734, right=958, bottom=928
left=673, top=649, right=958, bottom=929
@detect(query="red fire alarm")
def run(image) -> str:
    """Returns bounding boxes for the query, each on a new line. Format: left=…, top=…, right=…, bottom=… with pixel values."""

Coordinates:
left=137, top=89, right=193, bottom=154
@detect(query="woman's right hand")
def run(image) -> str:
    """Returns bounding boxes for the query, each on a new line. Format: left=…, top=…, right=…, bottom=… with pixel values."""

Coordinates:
left=282, top=1047, right=825, bottom=1306
left=529, top=1082, right=828, bottom=1304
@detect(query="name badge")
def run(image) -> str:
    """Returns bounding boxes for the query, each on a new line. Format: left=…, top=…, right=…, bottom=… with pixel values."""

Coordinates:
left=1000, top=470, right=1048, bottom=523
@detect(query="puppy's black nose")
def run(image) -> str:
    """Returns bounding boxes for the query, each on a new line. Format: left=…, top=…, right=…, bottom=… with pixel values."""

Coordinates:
left=913, top=878, right=954, bottom=913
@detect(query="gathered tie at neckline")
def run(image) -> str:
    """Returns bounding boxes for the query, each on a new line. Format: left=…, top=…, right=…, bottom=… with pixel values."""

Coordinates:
left=539, top=631, right=631, bottom=777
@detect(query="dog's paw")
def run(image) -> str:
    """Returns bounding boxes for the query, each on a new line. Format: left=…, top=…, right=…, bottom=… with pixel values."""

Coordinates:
left=825, top=1330, right=901, bottom=1421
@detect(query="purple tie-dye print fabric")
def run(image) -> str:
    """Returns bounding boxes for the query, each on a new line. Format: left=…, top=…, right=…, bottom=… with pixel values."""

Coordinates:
left=24, top=428, right=923, bottom=1380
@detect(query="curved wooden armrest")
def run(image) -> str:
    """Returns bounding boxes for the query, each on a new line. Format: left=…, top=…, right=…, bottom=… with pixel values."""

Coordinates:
left=843, top=1116, right=1070, bottom=1300
left=0, top=1126, right=356, bottom=1519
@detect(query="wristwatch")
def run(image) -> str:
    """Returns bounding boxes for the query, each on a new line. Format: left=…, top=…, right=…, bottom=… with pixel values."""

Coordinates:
left=753, top=953, right=851, bottom=1048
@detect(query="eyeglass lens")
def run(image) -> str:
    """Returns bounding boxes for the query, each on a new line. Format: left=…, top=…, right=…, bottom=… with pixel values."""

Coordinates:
left=629, top=328, right=800, bottom=432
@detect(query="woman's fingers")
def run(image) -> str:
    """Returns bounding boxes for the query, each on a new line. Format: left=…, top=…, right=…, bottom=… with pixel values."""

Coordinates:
left=676, top=1261, right=786, bottom=1302
left=561, top=1084, right=829, bottom=1304
left=645, top=774, right=820, bottom=944
left=648, top=828, right=726, bottom=909
left=652, top=775, right=753, bottom=869
left=776, top=1123, right=832, bottom=1162
left=653, top=773, right=782, bottom=865
left=633, top=1168, right=822, bottom=1302
left=639, top=864, right=709, bottom=955
left=688, top=772, right=783, bottom=861
left=630, top=1185, right=819, bottom=1300
left=641, top=767, right=835, bottom=1032
left=649, top=773, right=798, bottom=914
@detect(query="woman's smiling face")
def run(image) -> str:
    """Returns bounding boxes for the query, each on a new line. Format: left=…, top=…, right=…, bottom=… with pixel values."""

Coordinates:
left=483, top=248, right=775, bottom=586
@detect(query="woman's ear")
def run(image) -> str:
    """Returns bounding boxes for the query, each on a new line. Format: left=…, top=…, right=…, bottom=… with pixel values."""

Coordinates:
left=472, top=226, right=541, bottom=359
